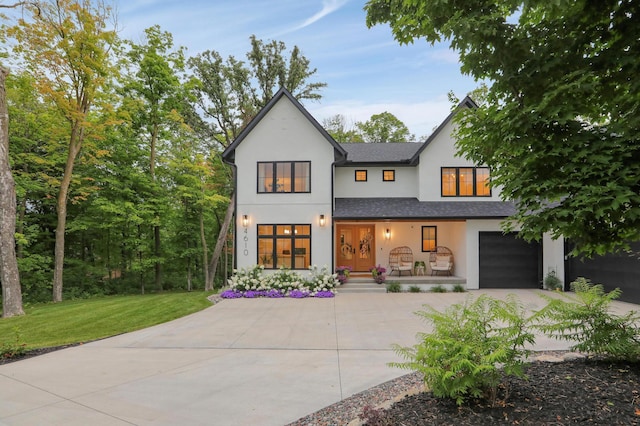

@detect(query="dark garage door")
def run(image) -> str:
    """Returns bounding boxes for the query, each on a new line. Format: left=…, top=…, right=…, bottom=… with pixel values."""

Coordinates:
left=479, top=232, right=542, bottom=288
left=565, top=242, right=640, bottom=305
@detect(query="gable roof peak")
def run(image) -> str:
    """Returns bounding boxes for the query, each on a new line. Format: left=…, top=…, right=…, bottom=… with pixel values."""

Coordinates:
left=222, top=87, right=346, bottom=162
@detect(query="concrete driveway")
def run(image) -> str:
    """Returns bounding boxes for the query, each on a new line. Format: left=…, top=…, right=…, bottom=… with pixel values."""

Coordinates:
left=1, top=290, right=637, bottom=425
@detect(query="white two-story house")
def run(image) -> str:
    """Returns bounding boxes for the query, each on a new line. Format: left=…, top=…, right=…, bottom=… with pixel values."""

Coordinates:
left=222, top=88, right=640, bottom=298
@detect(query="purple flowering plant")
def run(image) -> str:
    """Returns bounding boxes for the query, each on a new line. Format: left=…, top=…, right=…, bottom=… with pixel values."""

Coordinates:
left=222, top=264, right=338, bottom=299
left=370, top=264, right=387, bottom=284
left=335, top=265, right=352, bottom=284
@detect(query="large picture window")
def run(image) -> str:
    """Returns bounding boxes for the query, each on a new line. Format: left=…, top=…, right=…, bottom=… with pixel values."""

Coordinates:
left=422, top=226, right=437, bottom=252
left=258, top=161, right=310, bottom=193
left=258, top=224, right=311, bottom=269
left=441, top=167, right=491, bottom=197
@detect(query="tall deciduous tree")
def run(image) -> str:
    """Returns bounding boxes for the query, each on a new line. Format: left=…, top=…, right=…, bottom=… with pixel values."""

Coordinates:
left=0, top=1, right=42, bottom=317
left=355, top=111, right=414, bottom=143
left=8, top=0, right=117, bottom=301
left=188, top=35, right=326, bottom=290
left=0, top=66, right=23, bottom=317
left=121, top=25, right=188, bottom=292
left=366, top=0, right=640, bottom=256
left=322, top=114, right=363, bottom=143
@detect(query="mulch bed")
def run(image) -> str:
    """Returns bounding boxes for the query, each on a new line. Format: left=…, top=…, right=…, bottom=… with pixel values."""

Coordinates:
left=0, top=344, right=82, bottom=366
left=363, top=359, right=640, bottom=425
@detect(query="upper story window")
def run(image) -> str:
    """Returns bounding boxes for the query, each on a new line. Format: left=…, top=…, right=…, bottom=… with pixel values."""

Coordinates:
left=441, top=167, right=491, bottom=197
left=383, top=170, right=395, bottom=181
left=355, top=170, right=367, bottom=182
left=258, top=161, right=310, bottom=193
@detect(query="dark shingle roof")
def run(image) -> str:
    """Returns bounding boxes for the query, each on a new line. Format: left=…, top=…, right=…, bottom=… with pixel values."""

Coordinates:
left=333, top=198, right=516, bottom=220
left=339, top=142, right=424, bottom=164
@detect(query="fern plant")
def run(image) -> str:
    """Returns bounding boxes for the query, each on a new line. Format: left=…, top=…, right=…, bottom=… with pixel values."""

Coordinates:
left=535, top=277, right=640, bottom=361
left=390, top=295, right=535, bottom=406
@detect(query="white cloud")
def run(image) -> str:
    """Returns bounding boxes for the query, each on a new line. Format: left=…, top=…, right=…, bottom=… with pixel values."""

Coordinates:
left=278, top=0, right=349, bottom=35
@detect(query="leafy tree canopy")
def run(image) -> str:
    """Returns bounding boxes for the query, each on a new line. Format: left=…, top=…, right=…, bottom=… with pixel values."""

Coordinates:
left=366, top=0, right=640, bottom=256
left=322, top=114, right=363, bottom=143
left=355, top=111, right=414, bottom=143
left=188, top=35, right=326, bottom=147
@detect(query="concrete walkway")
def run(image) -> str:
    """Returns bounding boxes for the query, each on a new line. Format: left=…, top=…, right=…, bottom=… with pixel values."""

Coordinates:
left=1, top=290, right=638, bottom=425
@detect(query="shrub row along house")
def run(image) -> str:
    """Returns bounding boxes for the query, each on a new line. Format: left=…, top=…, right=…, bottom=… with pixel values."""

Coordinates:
left=222, top=88, right=640, bottom=303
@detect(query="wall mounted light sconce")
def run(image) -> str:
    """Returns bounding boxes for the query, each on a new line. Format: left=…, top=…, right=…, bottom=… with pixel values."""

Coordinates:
left=319, top=214, right=326, bottom=227
left=242, top=215, right=249, bottom=228
left=385, top=228, right=391, bottom=240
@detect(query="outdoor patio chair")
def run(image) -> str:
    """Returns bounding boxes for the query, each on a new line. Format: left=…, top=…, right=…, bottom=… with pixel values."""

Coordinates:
left=429, top=246, right=454, bottom=276
left=389, top=246, right=413, bottom=276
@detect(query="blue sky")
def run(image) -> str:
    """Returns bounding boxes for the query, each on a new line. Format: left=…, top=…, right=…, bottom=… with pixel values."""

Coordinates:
left=117, top=0, right=479, bottom=139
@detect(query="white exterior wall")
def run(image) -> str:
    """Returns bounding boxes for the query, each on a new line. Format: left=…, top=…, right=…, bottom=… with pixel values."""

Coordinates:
left=234, top=97, right=334, bottom=271
left=418, top=119, right=503, bottom=201
left=334, top=166, right=417, bottom=198
left=542, top=234, right=565, bottom=286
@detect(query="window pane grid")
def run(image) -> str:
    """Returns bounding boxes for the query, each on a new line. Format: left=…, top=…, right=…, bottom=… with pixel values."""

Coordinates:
left=441, top=167, right=491, bottom=197
left=257, top=224, right=311, bottom=270
left=257, top=161, right=310, bottom=193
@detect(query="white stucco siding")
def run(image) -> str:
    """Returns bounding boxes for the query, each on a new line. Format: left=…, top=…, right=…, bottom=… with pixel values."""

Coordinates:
left=418, top=119, right=503, bottom=201
left=233, top=96, right=335, bottom=270
left=235, top=97, right=334, bottom=206
left=334, top=166, right=417, bottom=198
left=542, top=234, right=565, bottom=285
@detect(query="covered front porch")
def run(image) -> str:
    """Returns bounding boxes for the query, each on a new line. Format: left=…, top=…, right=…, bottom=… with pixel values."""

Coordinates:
left=334, top=219, right=467, bottom=278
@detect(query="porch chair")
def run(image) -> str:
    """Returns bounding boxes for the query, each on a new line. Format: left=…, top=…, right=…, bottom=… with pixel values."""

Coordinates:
left=429, top=246, right=454, bottom=276
left=389, top=246, right=413, bottom=276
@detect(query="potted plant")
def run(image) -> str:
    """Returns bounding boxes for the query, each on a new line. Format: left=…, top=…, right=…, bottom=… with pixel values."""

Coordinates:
left=370, top=264, right=387, bottom=284
left=335, top=265, right=352, bottom=284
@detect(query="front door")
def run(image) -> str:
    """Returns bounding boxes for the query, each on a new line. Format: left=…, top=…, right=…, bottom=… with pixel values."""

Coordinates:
left=336, top=224, right=376, bottom=272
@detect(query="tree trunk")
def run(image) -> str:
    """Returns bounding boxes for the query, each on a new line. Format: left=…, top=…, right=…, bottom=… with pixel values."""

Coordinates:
left=52, top=131, right=82, bottom=302
left=206, top=192, right=235, bottom=291
left=199, top=207, right=209, bottom=285
left=0, top=66, right=24, bottom=318
left=150, top=122, right=162, bottom=291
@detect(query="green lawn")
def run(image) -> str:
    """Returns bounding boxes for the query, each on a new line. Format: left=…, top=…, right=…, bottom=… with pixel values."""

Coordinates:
left=0, top=292, right=215, bottom=350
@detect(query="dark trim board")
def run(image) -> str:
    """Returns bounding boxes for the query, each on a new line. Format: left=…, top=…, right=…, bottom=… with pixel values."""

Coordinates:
left=479, top=232, right=542, bottom=289
left=565, top=242, right=640, bottom=305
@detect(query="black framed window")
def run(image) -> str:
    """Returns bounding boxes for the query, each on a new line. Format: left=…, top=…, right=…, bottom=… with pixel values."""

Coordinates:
left=257, top=161, right=310, bottom=193
left=355, top=170, right=367, bottom=182
left=422, top=226, right=437, bottom=252
left=441, top=167, right=491, bottom=197
left=383, top=170, right=395, bottom=181
left=257, top=224, right=311, bottom=269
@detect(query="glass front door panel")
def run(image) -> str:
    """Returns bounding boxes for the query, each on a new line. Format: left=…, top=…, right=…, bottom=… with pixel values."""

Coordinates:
left=337, top=225, right=375, bottom=272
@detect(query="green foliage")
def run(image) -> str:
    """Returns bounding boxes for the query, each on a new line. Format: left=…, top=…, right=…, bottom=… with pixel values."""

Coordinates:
left=536, top=278, right=640, bottom=361
left=409, top=285, right=421, bottom=293
left=355, top=111, right=415, bottom=143
left=390, top=295, right=535, bottom=406
left=322, top=114, right=364, bottom=143
left=386, top=282, right=402, bottom=293
left=543, top=270, right=563, bottom=291
left=1, top=327, right=26, bottom=359
left=366, top=0, right=640, bottom=257
left=188, top=35, right=326, bottom=147
left=452, top=284, right=466, bottom=293
left=430, top=285, right=447, bottom=293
